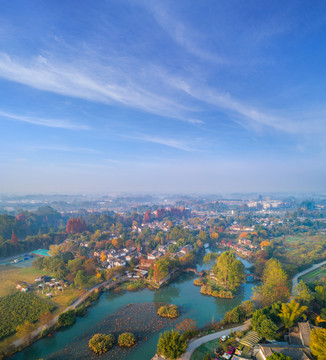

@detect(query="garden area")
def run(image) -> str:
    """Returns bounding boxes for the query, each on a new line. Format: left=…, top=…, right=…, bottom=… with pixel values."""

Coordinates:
left=190, top=338, right=220, bottom=360
left=299, top=266, right=326, bottom=283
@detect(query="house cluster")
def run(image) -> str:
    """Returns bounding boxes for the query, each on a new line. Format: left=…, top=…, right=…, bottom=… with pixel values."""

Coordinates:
left=219, top=240, right=254, bottom=258
left=94, top=246, right=140, bottom=269
left=142, top=221, right=170, bottom=232
left=228, top=224, right=255, bottom=233
left=35, top=276, right=68, bottom=294
left=256, top=321, right=317, bottom=360
left=213, top=321, right=316, bottom=360
left=147, top=243, right=193, bottom=260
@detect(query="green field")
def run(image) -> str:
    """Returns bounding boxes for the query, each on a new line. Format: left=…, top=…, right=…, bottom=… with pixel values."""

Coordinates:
left=190, top=338, right=220, bottom=360
left=300, top=266, right=326, bottom=283
left=0, top=265, right=83, bottom=310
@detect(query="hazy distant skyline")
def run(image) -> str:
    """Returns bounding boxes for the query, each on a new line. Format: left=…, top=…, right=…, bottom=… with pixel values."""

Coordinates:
left=1, top=1, right=326, bottom=193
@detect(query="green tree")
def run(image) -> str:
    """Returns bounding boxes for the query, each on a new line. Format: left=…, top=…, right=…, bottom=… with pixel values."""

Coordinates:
left=252, top=312, right=278, bottom=339
left=157, top=330, right=187, bottom=359
left=315, top=285, right=326, bottom=308
left=310, top=328, right=326, bottom=360
left=294, top=280, right=313, bottom=305
left=167, top=244, right=178, bottom=253
left=58, top=310, right=76, bottom=327
left=212, top=251, right=245, bottom=291
left=253, top=259, right=290, bottom=306
left=278, top=300, right=307, bottom=329
left=74, top=270, right=87, bottom=288
left=241, top=300, right=255, bottom=319
left=267, top=354, right=292, bottom=360
left=89, top=333, right=114, bottom=354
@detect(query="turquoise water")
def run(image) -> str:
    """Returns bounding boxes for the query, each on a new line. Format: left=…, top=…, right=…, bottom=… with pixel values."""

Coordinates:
left=0, top=249, right=50, bottom=268
left=31, top=249, right=50, bottom=257
left=12, top=260, right=255, bottom=360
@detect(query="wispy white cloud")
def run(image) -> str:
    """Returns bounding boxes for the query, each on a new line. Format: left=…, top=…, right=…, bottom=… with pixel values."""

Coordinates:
left=0, top=53, right=195, bottom=122
left=143, top=3, right=224, bottom=63
left=0, top=110, right=89, bottom=130
left=128, top=133, right=194, bottom=152
left=25, top=145, right=99, bottom=154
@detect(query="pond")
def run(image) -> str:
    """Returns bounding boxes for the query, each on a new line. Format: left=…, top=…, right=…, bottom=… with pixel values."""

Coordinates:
left=12, top=259, right=255, bottom=360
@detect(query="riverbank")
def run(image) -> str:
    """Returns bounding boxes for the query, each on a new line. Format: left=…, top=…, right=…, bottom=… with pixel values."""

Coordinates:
left=0, top=280, right=110, bottom=359
left=10, top=270, right=256, bottom=360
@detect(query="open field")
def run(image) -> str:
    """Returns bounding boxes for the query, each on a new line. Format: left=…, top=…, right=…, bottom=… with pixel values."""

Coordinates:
left=0, top=265, right=50, bottom=297
left=0, top=265, right=83, bottom=310
left=190, top=338, right=220, bottom=360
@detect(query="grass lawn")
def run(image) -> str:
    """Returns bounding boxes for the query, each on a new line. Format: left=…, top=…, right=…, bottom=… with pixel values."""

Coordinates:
left=190, top=338, right=220, bottom=360
left=0, top=265, right=51, bottom=297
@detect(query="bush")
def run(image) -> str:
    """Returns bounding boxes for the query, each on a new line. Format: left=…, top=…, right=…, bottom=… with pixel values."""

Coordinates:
left=158, top=304, right=180, bottom=319
left=193, top=278, right=203, bottom=286
left=75, top=305, right=87, bottom=317
left=58, top=310, right=76, bottom=327
left=89, top=333, right=115, bottom=354
left=118, top=332, right=136, bottom=347
left=89, top=289, right=100, bottom=302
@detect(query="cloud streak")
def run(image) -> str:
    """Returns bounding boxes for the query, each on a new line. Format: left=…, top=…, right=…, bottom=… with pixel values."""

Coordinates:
left=0, top=110, right=89, bottom=130
left=0, top=53, right=195, bottom=122
left=128, top=133, right=194, bottom=151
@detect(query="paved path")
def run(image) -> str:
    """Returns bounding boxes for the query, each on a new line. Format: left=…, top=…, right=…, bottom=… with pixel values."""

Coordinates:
left=291, top=259, right=326, bottom=297
left=179, top=321, right=250, bottom=360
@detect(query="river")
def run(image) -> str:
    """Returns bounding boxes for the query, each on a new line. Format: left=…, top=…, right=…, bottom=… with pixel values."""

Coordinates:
left=12, top=258, right=255, bottom=360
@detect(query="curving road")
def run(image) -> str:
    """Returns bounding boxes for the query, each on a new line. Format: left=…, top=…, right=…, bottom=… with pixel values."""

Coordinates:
left=179, top=320, right=251, bottom=360
left=291, top=259, right=326, bottom=297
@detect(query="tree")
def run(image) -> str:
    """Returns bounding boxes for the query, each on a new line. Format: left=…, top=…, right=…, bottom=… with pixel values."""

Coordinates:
left=157, top=330, right=187, bottom=359
left=294, top=280, right=313, bottom=305
left=253, top=259, right=290, bottom=306
left=210, top=232, right=219, bottom=240
left=74, top=270, right=87, bottom=288
left=267, top=354, right=292, bottom=360
left=212, top=251, right=245, bottom=291
left=167, top=244, right=178, bottom=253
left=11, top=229, right=18, bottom=245
left=241, top=300, right=255, bottom=319
left=254, top=315, right=278, bottom=339
left=143, top=210, right=151, bottom=224
left=58, top=310, right=76, bottom=327
left=89, top=333, right=114, bottom=354
left=16, top=321, right=34, bottom=342
left=310, top=328, right=326, bottom=360
left=278, top=300, right=307, bottom=329
left=118, top=332, right=136, bottom=347
left=315, top=285, right=326, bottom=308
left=100, top=251, right=107, bottom=263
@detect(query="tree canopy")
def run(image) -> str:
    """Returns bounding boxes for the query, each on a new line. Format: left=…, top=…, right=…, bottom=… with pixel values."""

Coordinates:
left=310, top=328, right=326, bottom=360
left=157, top=330, right=187, bottom=359
left=253, top=258, right=290, bottom=306
left=212, top=251, right=245, bottom=291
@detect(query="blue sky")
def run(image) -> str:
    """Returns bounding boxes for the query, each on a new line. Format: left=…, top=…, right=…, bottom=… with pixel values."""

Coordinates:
left=1, top=0, right=326, bottom=194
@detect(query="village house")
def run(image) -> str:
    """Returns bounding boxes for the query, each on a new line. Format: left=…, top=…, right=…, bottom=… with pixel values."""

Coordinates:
left=16, top=281, right=31, bottom=293
left=147, top=250, right=163, bottom=260
left=180, top=244, right=193, bottom=254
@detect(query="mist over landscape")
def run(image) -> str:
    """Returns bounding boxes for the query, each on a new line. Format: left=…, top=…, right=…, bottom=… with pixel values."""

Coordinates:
left=1, top=1, right=326, bottom=360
